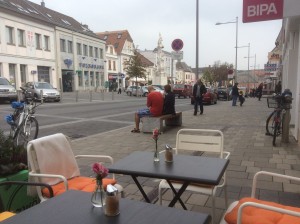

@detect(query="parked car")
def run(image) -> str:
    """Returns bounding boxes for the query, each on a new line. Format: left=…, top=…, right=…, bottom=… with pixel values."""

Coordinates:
left=173, top=84, right=192, bottom=98
left=191, top=87, right=217, bottom=105
left=217, top=87, right=230, bottom=101
left=23, top=82, right=60, bottom=102
left=0, top=77, right=17, bottom=103
left=152, top=85, right=165, bottom=94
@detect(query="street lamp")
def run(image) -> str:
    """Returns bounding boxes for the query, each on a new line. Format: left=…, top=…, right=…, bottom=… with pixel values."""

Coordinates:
left=216, top=16, right=238, bottom=84
left=196, top=0, right=199, bottom=80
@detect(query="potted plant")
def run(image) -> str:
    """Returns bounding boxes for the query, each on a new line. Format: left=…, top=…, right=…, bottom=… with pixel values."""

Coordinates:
left=0, top=128, right=38, bottom=212
left=0, top=129, right=27, bottom=176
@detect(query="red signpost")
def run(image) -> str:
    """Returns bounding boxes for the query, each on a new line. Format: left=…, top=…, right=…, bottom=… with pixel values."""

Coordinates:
left=243, top=0, right=283, bottom=23
left=171, top=39, right=184, bottom=52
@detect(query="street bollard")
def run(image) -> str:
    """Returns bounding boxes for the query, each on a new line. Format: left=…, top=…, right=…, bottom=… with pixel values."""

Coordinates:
left=281, top=89, right=293, bottom=143
left=101, top=89, right=105, bottom=101
left=60, top=90, right=62, bottom=103
left=40, top=90, right=44, bottom=104
left=17, top=90, right=22, bottom=102
left=112, top=91, right=114, bottom=100
left=75, top=90, right=79, bottom=102
left=89, top=90, right=92, bottom=102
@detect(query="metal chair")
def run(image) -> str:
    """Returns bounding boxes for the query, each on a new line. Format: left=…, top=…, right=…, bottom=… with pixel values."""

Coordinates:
left=27, top=133, right=123, bottom=201
left=158, top=129, right=230, bottom=224
left=0, top=181, right=53, bottom=221
left=221, top=171, right=300, bottom=224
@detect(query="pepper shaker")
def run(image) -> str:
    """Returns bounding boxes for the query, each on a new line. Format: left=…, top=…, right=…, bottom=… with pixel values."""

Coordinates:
left=165, top=144, right=173, bottom=162
left=105, top=185, right=120, bottom=216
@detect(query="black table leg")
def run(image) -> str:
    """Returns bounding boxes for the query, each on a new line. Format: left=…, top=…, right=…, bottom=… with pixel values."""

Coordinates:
left=131, top=175, right=151, bottom=203
left=166, top=180, right=189, bottom=209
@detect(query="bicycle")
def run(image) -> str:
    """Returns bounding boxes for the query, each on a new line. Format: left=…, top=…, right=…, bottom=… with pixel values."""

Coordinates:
left=5, top=87, right=42, bottom=147
left=266, top=93, right=292, bottom=146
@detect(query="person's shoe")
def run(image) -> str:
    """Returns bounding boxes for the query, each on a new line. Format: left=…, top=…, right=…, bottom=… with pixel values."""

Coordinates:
left=193, top=113, right=197, bottom=116
left=200, top=112, right=203, bottom=115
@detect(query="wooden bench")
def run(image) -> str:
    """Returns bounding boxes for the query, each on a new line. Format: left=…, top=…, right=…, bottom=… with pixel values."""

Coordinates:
left=141, top=112, right=182, bottom=133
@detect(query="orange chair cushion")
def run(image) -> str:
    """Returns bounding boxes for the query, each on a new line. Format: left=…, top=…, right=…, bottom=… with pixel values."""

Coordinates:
left=0, top=211, right=15, bottom=221
left=42, top=176, right=116, bottom=197
left=225, top=197, right=300, bottom=224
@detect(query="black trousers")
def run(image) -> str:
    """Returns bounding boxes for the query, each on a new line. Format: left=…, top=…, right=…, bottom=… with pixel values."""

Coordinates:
left=194, top=96, right=203, bottom=114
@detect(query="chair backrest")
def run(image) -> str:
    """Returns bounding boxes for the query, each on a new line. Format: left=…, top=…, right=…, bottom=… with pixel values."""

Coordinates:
left=27, top=133, right=80, bottom=186
left=176, top=129, right=224, bottom=158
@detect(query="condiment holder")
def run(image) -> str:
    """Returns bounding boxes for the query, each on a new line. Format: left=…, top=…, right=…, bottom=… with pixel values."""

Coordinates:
left=105, top=185, right=120, bottom=216
left=165, top=144, right=173, bottom=163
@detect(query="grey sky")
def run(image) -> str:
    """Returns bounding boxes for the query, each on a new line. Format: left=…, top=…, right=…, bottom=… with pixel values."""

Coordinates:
left=31, top=0, right=282, bottom=70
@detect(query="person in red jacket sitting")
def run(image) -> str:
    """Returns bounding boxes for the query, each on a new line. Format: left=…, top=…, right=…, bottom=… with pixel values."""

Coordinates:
left=131, top=85, right=163, bottom=133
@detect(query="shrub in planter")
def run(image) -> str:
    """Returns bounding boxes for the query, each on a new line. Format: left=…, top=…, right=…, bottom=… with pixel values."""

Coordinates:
left=0, top=129, right=27, bottom=177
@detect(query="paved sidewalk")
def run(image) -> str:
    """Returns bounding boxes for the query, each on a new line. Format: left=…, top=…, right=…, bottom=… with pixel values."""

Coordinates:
left=70, top=97, right=300, bottom=223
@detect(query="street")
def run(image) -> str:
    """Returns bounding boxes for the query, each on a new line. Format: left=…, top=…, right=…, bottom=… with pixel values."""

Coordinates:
left=0, top=92, right=196, bottom=140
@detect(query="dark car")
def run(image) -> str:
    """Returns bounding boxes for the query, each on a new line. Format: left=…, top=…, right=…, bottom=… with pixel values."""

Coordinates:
left=217, top=88, right=230, bottom=101
left=173, top=84, right=192, bottom=98
left=190, top=87, right=217, bottom=105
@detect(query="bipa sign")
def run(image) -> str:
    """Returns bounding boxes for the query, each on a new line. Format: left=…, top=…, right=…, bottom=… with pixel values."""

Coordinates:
left=243, top=0, right=283, bottom=23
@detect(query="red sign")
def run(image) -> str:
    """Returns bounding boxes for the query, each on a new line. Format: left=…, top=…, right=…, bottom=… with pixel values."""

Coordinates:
left=171, top=39, right=184, bottom=51
left=243, top=0, right=283, bottom=23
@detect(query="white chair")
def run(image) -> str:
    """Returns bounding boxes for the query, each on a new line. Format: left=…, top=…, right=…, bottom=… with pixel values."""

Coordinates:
left=158, top=129, right=230, bottom=224
left=27, top=133, right=123, bottom=202
left=221, top=171, right=300, bottom=224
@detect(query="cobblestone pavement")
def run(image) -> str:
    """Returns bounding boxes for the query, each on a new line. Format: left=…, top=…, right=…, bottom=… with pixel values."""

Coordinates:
left=70, top=97, right=300, bottom=223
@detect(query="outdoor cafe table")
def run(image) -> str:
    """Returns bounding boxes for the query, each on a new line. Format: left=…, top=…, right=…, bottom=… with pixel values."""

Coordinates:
left=2, top=190, right=211, bottom=224
left=108, top=151, right=229, bottom=209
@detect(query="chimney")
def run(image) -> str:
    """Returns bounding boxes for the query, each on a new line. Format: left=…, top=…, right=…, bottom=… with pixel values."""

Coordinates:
left=41, top=0, right=45, bottom=7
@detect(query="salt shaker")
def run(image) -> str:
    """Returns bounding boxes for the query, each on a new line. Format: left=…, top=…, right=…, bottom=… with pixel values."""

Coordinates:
left=105, top=185, right=120, bottom=216
left=165, top=144, right=173, bottom=162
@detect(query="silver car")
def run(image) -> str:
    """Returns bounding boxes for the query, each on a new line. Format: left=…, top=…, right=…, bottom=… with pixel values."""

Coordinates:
left=0, top=77, right=17, bottom=103
left=24, top=82, right=60, bottom=102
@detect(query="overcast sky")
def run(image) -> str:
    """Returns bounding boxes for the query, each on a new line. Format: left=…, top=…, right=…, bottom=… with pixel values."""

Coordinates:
left=31, top=0, right=282, bottom=70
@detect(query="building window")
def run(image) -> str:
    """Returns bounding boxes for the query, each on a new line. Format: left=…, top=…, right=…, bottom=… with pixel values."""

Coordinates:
left=20, top=64, right=27, bottom=86
left=35, top=33, right=41, bottom=49
left=9, top=64, right=16, bottom=87
left=94, top=47, right=99, bottom=58
left=67, top=40, right=73, bottom=53
left=77, top=43, right=82, bottom=55
left=6, top=26, right=15, bottom=45
left=108, top=60, right=112, bottom=70
left=44, top=35, right=50, bottom=51
left=113, top=61, right=116, bottom=71
left=83, top=44, right=88, bottom=56
left=109, top=46, right=113, bottom=54
left=17, top=29, right=25, bottom=46
left=100, top=48, right=103, bottom=59
left=60, top=39, right=66, bottom=52
left=84, top=71, right=89, bottom=87
left=89, top=46, right=93, bottom=57
left=117, top=34, right=122, bottom=39
left=78, top=71, right=83, bottom=87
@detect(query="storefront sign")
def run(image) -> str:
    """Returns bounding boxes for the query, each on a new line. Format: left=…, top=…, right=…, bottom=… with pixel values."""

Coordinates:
left=243, top=0, right=283, bottom=23
left=79, top=63, right=104, bottom=70
left=264, top=63, right=277, bottom=71
left=268, top=52, right=281, bottom=61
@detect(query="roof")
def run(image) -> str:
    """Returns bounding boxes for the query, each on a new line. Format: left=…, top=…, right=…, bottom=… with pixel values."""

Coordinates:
left=137, top=52, right=154, bottom=67
left=176, top=62, right=193, bottom=72
left=96, top=30, right=134, bottom=55
left=0, top=0, right=100, bottom=39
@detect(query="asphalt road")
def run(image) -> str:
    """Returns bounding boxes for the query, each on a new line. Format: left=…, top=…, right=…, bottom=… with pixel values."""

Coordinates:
left=0, top=92, right=195, bottom=140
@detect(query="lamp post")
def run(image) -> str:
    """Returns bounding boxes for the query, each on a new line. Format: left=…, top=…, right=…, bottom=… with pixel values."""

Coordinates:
left=196, top=0, right=199, bottom=80
left=216, top=16, right=238, bottom=84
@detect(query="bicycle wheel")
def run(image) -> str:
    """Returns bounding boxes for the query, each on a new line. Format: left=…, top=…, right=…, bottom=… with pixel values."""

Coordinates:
left=266, top=111, right=276, bottom=136
left=15, top=117, right=39, bottom=147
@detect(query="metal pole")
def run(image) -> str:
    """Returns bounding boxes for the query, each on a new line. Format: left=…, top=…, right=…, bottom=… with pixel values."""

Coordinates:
left=196, top=0, right=199, bottom=80
left=247, top=43, right=250, bottom=93
left=234, top=16, right=238, bottom=84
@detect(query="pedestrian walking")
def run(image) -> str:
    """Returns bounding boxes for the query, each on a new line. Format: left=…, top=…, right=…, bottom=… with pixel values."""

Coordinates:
left=239, top=91, right=245, bottom=106
left=231, top=82, right=239, bottom=106
left=192, top=79, right=206, bottom=115
left=118, top=87, right=122, bottom=94
left=257, top=83, right=263, bottom=101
